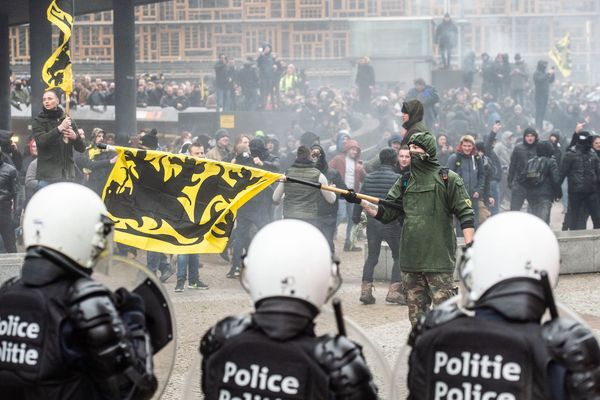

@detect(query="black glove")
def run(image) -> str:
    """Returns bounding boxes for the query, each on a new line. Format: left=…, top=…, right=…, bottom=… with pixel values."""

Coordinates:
left=342, top=189, right=362, bottom=204
left=113, top=287, right=145, bottom=314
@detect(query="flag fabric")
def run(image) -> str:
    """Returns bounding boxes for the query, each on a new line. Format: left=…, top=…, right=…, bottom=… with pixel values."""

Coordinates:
left=549, top=33, right=572, bottom=78
left=102, top=146, right=282, bottom=254
left=42, top=0, right=74, bottom=94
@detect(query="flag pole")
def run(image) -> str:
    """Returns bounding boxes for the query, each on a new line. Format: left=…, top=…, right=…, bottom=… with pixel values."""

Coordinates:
left=96, top=143, right=402, bottom=210
left=283, top=175, right=403, bottom=210
left=65, top=0, right=74, bottom=116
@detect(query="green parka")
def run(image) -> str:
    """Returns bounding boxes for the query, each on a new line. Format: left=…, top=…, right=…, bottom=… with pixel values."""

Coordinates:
left=376, top=132, right=474, bottom=273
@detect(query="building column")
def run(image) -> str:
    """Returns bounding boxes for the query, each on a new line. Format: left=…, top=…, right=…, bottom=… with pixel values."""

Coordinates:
left=0, top=14, right=11, bottom=131
left=29, top=0, right=53, bottom=119
left=113, top=0, right=137, bottom=146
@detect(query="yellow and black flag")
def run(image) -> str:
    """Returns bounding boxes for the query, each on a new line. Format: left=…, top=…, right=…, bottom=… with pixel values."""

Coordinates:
left=42, top=0, right=74, bottom=93
left=549, top=32, right=572, bottom=78
left=102, top=147, right=282, bottom=254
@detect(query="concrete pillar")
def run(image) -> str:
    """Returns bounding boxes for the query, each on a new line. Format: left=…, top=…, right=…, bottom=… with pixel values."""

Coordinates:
left=29, top=0, right=53, bottom=119
left=0, top=14, right=11, bottom=131
left=113, top=0, right=137, bottom=146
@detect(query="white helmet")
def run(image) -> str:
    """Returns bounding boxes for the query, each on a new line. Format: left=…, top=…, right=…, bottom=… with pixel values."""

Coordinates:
left=23, top=183, right=113, bottom=269
left=241, top=219, right=341, bottom=310
left=459, top=212, right=560, bottom=308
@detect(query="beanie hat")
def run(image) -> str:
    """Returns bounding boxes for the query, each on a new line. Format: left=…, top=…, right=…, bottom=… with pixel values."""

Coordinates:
left=300, top=131, right=320, bottom=148
left=475, top=141, right=485, bottom=154
left=388, top=134, right=403, bottom=147
left=577, top=131, right=592, bottom=148
left=215, top=129, right=229, bottom=142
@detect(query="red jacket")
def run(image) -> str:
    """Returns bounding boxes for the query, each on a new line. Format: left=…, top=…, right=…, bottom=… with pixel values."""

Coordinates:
left=328, top=139, right=365, bottom=190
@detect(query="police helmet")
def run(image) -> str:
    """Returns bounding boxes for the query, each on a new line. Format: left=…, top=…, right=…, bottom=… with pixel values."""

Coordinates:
left=458, top=212, right=560, bottom=308
left=241, top=219, right=341, bottom=310
left=23, top=183, right=113, bottom=269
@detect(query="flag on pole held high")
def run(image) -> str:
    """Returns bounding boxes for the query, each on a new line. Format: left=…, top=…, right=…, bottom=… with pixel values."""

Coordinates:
left=548, top=32, right=572, bottom=78
left=102, top=147, right=282, bottom=254
left=42, top=0, right=74, bottom=94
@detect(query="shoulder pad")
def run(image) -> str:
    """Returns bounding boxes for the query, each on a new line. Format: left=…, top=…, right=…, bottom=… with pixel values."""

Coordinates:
left=0, top=277, right=19, bottom=290
left=542, top=318, right=600, bottom=369
left=200, top=314, right=252, bottom=357
left=408, top=301, right=465, bottom=346
left=68, top=278, right=111, bottom=305
left=314, top=334, right=377, bottom=400
left=424, top=301, right=465, bottom=328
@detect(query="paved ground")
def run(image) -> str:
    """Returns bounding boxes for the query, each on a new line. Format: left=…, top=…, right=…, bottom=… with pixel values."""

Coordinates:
left=158, top=221, right=600, bottom=399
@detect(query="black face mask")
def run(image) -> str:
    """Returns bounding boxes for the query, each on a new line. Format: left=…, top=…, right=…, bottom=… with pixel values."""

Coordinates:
left=409, top=150, right=430, bottom=161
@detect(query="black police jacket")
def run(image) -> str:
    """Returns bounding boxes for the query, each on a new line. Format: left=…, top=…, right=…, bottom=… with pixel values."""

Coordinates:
left=559, top=145, right=600, bottom=193
left=0, top=253, right=104, bottom=399
left=408, top=313, right=555, bottom=400
left=0, top=159, right=17, bottom=213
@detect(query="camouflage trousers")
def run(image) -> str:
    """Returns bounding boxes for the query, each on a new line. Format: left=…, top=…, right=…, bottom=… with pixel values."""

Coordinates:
left=402, top=272, right=455, bottom=327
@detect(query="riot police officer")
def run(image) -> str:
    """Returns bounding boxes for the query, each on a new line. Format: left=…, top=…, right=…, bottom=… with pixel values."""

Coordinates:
left=0, top=183, right=158, bottom=399
left=406, top=212, right=600, bottom=400
left=200, top=219, right=378, bottom=400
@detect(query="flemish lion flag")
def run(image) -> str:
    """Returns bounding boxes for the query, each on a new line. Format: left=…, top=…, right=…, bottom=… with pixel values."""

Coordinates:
left=548, top=32, right=572, bottom=78
left=42, top=0, right=74, bottom=93
left=102, top=147, right=281, bottom=254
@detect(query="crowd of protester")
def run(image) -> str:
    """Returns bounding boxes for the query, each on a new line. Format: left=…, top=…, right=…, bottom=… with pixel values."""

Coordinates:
left=4, top=51, right=600, bottom=302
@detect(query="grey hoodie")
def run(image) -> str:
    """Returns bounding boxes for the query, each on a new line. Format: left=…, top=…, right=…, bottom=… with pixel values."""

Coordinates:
left=494, top=131, right=514, bottom=170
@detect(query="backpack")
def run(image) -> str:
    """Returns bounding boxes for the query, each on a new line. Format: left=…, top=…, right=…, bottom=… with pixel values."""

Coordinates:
left=521, top=156, right=546, bottom=187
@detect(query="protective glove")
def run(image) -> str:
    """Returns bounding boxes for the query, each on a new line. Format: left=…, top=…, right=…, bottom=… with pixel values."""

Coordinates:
left=342, top=189, right=362, bottom=204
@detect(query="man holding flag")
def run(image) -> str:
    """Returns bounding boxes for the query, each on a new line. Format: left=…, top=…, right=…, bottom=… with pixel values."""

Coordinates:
left=32, top=89, right=84, bottom=187
left=33, top=0, right=82, bottom=188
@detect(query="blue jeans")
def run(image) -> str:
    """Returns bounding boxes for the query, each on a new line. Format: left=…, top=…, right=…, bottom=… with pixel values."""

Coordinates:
left=176, top=254, right=200, bottom=283
left=490, top=180, right=501, bottom=215
left=147, top=251, right=169, bottom=274
left=339, top=200, right=354, bottom=246
left=529, top=198, right=553, bottom=224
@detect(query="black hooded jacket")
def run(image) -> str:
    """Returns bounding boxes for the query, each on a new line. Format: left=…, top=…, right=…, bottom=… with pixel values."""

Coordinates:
left=32, top=107, right=85, bottom=182
left=484, top=130, right=503, bottom=182
left=559, top=133, right=600, bottom=193
left=526, top=141, right=561, bottom=201
left=533, top=61, right=555, bottom=101
left=235, top=138, right=279, bottom=217
left=508, top=128, right=539, bottom=188
left=0, top=157, right=17, bottom=212
left=0, top=130, right=22, bottom=172
left=400, top=100, right=429, bottom=146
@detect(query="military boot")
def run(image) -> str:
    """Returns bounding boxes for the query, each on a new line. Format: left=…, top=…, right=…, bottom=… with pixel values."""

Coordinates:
left=359, top=282, right=376, bottom=305
left=385, top=282, right=406, bottom=305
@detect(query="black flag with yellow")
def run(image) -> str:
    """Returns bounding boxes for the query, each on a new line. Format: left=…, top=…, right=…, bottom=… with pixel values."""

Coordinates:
left=102, top=147, right=282, bottom=254
left=548, top=33, right=572, bottom=78
left=42, top=0, right=74, bottom=93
